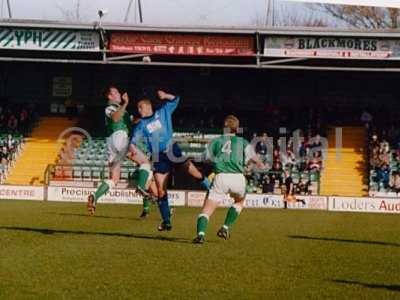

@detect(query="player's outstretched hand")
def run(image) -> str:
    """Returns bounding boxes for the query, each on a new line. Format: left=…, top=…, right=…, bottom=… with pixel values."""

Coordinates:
left=157, top=90, right=175, bottom=100
left=122, top=92, right=130, bottom=106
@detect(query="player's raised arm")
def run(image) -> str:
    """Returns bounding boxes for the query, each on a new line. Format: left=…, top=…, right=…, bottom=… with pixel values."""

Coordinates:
left=110, top=92, right=129, bottom=122
left=157, top=90, right=180, bottom=114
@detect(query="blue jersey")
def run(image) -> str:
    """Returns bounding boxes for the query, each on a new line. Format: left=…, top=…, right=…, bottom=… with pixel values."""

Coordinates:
left=131, top=96, right=180, bottom=154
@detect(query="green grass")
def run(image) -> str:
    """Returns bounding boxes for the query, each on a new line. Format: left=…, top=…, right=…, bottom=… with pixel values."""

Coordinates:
left=0, top=200, right=399, bottom=299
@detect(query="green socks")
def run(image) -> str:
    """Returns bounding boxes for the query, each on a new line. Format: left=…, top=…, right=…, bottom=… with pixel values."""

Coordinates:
left=143, top=196, right=151, bottom=213
left=93, top=180, right=113, bottom=204
left=197, top=214, right=209, bottom=236
left=223, top=205, right=242, bottom=229
left=137, top=164, right=151, bottom=191
left=196, top=205, right=242, bottom=238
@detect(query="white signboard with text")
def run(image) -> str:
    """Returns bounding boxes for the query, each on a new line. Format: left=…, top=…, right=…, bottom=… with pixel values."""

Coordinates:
left=0, top=185, right=44, bottom=201
left=329, top=197, right=400, bottom=214
left=47, top=186, right=185, bottom=206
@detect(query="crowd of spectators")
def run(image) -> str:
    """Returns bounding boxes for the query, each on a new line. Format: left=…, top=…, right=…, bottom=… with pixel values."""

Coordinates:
left=369, top=130, right=400, bottom=194
left=246, top=130, right=324, bottom=195
left=0, top=134, right=23, bottom=183
left=0, top=104, right=35, bottom=135
left=0, top=104, right=35, bottom=183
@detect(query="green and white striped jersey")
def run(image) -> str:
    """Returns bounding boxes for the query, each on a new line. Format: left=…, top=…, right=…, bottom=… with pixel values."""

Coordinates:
left=105, top=102, right=131, bottom=137
left=205, top=134, right=256, bottom=174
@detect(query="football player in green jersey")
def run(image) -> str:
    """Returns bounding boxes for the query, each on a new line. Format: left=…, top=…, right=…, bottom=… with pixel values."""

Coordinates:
left=193, top=115, right=265, bottom=244
left=87, top=86, right=153, bottom=216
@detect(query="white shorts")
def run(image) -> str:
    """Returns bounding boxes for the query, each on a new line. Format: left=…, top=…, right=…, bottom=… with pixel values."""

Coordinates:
left=107, top=131, right=129, bottom=165
left=208, top=173, right=246, bottom=203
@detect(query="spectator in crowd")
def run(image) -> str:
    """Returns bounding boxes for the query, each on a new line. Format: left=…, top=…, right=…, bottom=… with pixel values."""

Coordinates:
left=370, top=134, right=380, bottom=151
left=379, top=140, right=390, bottom=166
left=299, top=141, right=307, bottom=158
left=361, top=109, right=373, bottom=129
left=308, top=152, right=322, bottom=172
left=7, top=114, right=18, bottom=133
left=309, top=134, right=322, bottom=149
left=0, top=146, right=9, bottom=166
left=296, top=177, right=312, bottom=195
left=0, top=114, right=6, bottom=131
left=6, top=134, right=15, bottom=152
left=389, top=171, right=400, bottom=194
left=370, top=147, right=381, bottom=170
left=19, top=109, right=28, bottom=133
left=376, top=164, right=390, bottom=191
left=270, top=160, right=284, bottom=186
left=282, top=149, right=297, bottom=171
left=272, top=148, right=280, bottom=162
left=262, top=174, right=275, bottom=194
left=255, top=132, right=268, bottom=160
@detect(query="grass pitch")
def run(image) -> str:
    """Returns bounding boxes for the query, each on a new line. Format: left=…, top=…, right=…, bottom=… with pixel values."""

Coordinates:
left=0, top=200, right=399, bottom=299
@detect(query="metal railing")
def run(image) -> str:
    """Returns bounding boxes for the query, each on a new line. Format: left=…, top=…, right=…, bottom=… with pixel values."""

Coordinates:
left=44, top=164, right=138, bottom=185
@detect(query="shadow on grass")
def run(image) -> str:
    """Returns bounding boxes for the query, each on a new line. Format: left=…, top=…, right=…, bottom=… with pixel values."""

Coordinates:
left=0, top=226, right=192, bottom=244
left=46, top=212, right=142, bottom=221
left=332, top=279, right=400, bottom=292
left=288, top=235, right=400, bottom=248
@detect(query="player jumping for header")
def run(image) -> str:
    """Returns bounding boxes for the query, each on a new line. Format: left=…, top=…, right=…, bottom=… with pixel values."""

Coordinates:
left=131, top=90, right=210, bottom=231
left=193, top=115, right=265, bottom=244
left=87, top=86, right=153, bottom=216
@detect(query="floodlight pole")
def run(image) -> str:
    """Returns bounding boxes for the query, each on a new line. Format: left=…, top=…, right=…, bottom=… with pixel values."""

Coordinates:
left=138, top=0, right=143, bottom=23
left=266, top=0, right=275, bottom=27
left=6, top=0, right=12, bottom=18
left=125, top=0, right=143, bottom=24
left=124, top=0, right=134, bottom=23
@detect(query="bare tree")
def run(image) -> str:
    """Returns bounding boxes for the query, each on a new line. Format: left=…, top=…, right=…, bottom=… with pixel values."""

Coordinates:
left=275, top=9, right=327, bottom=27
left=250, top=6, right=327, bottom=27
left=316, top=4, right=399, bottom=29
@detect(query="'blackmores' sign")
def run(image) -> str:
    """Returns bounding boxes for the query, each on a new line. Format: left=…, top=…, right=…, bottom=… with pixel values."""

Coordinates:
left=264, top=36, right=400, bottom=60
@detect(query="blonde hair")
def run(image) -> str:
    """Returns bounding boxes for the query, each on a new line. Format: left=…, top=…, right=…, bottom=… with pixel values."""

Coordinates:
left=137, top=98, right=152, bottom=106
left=224, top=115, right=240, bottom=133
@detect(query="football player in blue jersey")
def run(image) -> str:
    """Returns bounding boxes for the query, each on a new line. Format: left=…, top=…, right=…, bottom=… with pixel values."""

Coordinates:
left=131, top=90, right=210, bottom=231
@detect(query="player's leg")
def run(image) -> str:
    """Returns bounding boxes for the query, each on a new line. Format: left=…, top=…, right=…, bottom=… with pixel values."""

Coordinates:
left=217, top=174, right=247, bottom=240
left=87, top=134, right=126, bottom=215
left=129, top=144, right=153, bottom=195
left=182, top=160, right=211, bottom=190
left=140, top=178, right=158, bottom=218
left=217, top=196, right=245, bottom=240
left=87, top=160, right=119, bottom=216
left=193, top=173, right=226, bottom=244
left=171, top=143, right=210, bottom=190
left=154, top=172, right=172, bottom=231
left=193, top=196, right=219, bottom=244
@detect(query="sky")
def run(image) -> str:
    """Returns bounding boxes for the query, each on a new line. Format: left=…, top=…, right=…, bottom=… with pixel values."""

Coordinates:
left=0, top=0, right=326, bottom=27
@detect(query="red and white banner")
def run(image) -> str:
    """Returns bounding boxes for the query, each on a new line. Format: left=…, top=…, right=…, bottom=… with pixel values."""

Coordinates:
left=47, top=186, right=186, bottom=206
left=0, top=185, right=44, bottom=201
left=329, top=197, right=400, bottom=214
left=109, top=33, right=255, bottom=56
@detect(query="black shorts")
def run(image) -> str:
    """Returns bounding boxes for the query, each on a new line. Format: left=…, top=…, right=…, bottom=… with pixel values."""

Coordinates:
left=152, top=143, right=188, bottom=174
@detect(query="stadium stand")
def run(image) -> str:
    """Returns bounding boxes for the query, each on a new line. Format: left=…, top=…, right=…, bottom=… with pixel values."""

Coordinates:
left=48, top=122, right=323, bottom=195
left=6, top=116, right=76, bottom=185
